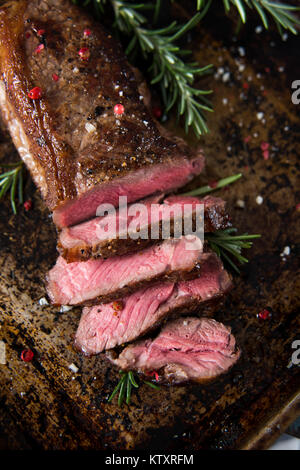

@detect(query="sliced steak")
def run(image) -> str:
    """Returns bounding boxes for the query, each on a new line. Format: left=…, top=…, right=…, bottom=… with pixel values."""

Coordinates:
left=47, top=236, right=210, bottom=306
left=58, top=195, right=231, bottom=262
left=108, top=317, right=240, bottom=384
left=74, top=253, right=231, bottom=355
left=0, top=0, right=204, bottom=228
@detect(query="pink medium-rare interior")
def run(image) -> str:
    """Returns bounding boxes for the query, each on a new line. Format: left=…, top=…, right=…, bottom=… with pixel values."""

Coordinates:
left=110, top=317, right=240, bottom=381
left=74, top=253, right=231, bottom=354
left=52, top=155, right=204, bottom=228
left=47, top=236, right=203, bottom=305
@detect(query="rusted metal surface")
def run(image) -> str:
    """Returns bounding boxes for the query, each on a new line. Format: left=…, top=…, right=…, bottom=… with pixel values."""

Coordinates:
left=0, top=6, right=299, bottom=450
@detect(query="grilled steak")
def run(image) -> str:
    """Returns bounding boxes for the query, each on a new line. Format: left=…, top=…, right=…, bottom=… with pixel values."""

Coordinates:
left=74, top=253, right=231, bottom=355
left=108, top=317, right=240, bottom=384
left=58, top=195, right=231, bottom=262
left=0, top=0, right=204, bottom=228
left=47, top=236, right=211, bottom=306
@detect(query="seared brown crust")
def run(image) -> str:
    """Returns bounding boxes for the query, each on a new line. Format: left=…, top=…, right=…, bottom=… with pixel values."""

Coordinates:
left=0, top=0, right=201, bottom=211
left=58, top=231, right=161, bottom=263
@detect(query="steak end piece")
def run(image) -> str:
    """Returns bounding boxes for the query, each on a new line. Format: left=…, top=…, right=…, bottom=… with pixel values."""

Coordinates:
left=58, top=195, right=231, bottom=263
left=0, top=0, right=205, bottom=228
left=74, top=253, right=231, bottom=355
left=108, top=317, right=240, bottom=384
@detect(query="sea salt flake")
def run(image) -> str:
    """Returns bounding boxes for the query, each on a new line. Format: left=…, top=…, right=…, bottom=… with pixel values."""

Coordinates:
left=85, top=123, right=96, bottom=133
left=38, top=297, right=49, bottom=306
left=257, top=112, right=264, bottom=120
left=0, top=341, right=6, bottom=365
left=68, top=363, right=79, bottom=373
left=60, top=305, right=73, bottom=313
left=222, top=72, right=230, bottom=83
left=236, top=199, right=245, bottom=209
left=283, top=246, right=290, bottom=256
left=256, top=195, right=263, bottom=205
left=238, top=46, right=245, bottom=57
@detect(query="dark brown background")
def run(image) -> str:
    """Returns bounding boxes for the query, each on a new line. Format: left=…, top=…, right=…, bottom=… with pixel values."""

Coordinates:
left=0, top=4, right=299, bottom=450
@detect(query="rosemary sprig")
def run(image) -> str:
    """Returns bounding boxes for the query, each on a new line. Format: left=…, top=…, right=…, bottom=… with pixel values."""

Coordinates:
left=0, top=161, right=24, bottom=214
left=108, top=370, right=160, bottom=406
left=197, top=0, right=300, bottom=35
left=206, top=228, right=261, bottom=273
left=181, top=173, right=242, bottom=197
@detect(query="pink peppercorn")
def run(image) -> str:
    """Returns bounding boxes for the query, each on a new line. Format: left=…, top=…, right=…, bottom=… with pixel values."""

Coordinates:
left=28, top=87, right=42, bottom=99
left=24, top=200, right=32, bottom=211
left=21, top=349, right=34, bottom=362
left=78, top=47, right=90, bottom=61
left=114, top=104, right=125, bottom=115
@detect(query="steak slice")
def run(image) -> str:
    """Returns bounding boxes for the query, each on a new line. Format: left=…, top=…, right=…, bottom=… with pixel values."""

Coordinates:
left=108, top=317, right=240, bottom=384
left=47, top=236, right=210, bottom=306
left=58, top=195, right=231, bottom=262
left=0, top=0, right=204, bottom=228
left=74, top=253, right=231, bottom=355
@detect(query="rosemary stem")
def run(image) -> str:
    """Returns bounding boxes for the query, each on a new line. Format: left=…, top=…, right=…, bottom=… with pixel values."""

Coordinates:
left=181, top=173, right=242, bottom=197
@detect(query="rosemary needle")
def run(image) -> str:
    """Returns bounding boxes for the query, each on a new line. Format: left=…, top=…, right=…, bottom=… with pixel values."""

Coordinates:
left=0, top=162, right=24, bottom=214
left=107, top=373, right=124, bottom=403
left=128, top=371, right=139, bottom=388
left=118, top=374, right=127, bottom=406
left=143, top=381, right=160, bottom=390
left=126, top=374, right=132, bottom=405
